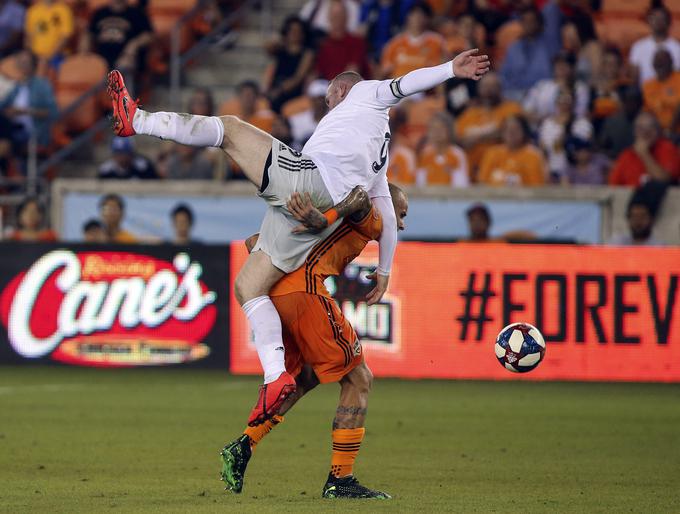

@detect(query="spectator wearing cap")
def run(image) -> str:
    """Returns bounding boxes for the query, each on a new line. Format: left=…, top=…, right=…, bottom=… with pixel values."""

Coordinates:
left=380, top=3, right=445, bottom=79
left=98, top=137, right=158, bottom=180
left=315, top=1, right=370, bottom=81
left=466, top=203, right=491, bottom=241
left=0, top=49, right=57, bottom=148
left=263, top=16, right=315, bottom=113
left=0, top=0, right=26, bottom=58
left=563, top=137, right=609, bottom=186
left=642, top=49, right=680, bottom=132
left=478, top=114, right=546, bottom=187
left=287, top=79, right=328, bottom=149
left=82, top=218, right=106, bottom=243
left=629, top=3, right=680, bottom=85
left=416, top=112, right=469, bottom=187
left=455, top=72, right=521, bottom=174
left=6, top=196, right=57, bottom=242
left=499, top=6, right=558, bottom=102
left=523, top=52, right=589, bottom=124
left=170, top=204, right=197, bottom=245
left=99, top=193, right=137, bottom=243
left=609, top=111, right=680, bottom=186
left=598, top=86, right=642, bottom=159
left=538, top=89, right=593, bottom=181
left=609, top=197, right=664, bottom=246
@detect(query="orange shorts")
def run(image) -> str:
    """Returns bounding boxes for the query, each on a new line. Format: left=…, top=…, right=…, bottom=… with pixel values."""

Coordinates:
left=271, top=292, right=363, bottom=384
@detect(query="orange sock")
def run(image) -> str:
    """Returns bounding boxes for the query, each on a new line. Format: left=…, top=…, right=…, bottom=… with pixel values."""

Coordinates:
left=243, top=415, right=283, bottom=450
left=330, top=427, right=365, bottom=478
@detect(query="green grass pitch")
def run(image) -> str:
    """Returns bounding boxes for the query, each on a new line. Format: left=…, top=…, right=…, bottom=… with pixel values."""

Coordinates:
left=1, top=367, right=679, bottom=513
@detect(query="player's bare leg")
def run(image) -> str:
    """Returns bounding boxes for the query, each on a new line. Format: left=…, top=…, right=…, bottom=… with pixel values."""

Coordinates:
left=220, top=366, right=320, bottom=493
left=323, top=362, right=391, bottom=499
left=107, top=70, right=294, bottom=420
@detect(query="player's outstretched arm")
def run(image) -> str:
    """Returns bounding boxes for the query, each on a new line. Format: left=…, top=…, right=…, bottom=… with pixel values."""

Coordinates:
left=376, top=49, right=490, bottom=105
left=287, top=186, right=371, bottom=234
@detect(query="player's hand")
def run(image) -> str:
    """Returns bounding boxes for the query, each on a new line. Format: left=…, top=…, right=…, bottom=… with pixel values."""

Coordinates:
left=365, top=271, right=389, bottom=305
left=452, top=49, right=490, bottom=81
left=287, top=192, right=329, bottom=234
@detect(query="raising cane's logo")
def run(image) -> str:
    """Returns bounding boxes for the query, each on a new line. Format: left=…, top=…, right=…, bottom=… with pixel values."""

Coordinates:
left=0, top=250, right=217, bottom=367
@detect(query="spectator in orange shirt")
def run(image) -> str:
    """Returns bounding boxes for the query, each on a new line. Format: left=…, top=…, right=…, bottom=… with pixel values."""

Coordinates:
left=455, top=72, right=522, bottom=174
left=609, top=112, right=680, bottom=186
left=99, top=193, right=137, bottom=244
left=643, top=49, right=680, bottom=132
left=380, top=3, right=446, bottom=79
left=230, top=80, right=275, bottom=134
left=7, top=197, right=57, bottom=242
left=478, top=114, right=547, bottom=186
left=416, top=112, right=469, bottom=187
left=315, top=1, right=369, bottom=81
left=387, top=109, right=417, bottom=185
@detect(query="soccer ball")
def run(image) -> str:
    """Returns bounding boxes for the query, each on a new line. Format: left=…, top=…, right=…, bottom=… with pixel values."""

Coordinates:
left=494, top=322, right=546, bottom=373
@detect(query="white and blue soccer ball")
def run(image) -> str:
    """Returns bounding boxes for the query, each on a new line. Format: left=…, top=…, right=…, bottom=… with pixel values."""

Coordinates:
left=495, top=322, right=546, bottom=373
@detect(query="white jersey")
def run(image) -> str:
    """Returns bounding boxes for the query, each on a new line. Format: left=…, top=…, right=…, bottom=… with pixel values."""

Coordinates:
left=303, top=80, right=395, bottom=203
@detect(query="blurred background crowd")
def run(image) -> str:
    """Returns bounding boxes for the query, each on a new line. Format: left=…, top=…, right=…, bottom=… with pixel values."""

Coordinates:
left=0, top=0, right=678, bottom=245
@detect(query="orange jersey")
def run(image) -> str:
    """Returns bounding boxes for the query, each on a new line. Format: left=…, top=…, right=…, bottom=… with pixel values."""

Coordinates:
left=270, top=206, right=383, bottom=299
left=455, top=101, right=522, bottom=170
left=388, top=144, right=417, bottom=184
left=643, top=72, right=680, bottom=130
left=381, top=32, right=445, bottom=78
left=417, top=143, right=469, bottom=186
left=478, top=144, right=546, bottom=186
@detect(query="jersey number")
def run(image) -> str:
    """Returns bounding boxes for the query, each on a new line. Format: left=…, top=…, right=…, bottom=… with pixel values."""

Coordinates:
left=371, top=132, right=391, bottom=173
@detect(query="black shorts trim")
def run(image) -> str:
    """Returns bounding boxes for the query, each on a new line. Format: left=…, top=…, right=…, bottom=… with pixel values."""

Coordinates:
left=260, top=149, right=273, bottom=193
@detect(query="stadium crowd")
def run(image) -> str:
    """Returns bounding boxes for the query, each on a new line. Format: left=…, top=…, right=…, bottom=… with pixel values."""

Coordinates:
left=0, top=0, right=679, bottom=243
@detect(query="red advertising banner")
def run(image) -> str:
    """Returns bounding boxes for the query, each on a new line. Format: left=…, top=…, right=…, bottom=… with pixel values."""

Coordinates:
left=0, top=244, right=231, bottom=367
left=230, top=242, right=680, bottom=382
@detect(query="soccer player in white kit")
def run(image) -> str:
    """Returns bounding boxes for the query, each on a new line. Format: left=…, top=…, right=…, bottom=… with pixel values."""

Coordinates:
left=106, top=48, right=489, bottom=424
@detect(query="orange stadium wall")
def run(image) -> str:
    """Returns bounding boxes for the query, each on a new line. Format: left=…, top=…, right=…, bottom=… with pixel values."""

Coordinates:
left=230, top=243, right=680, bottom=383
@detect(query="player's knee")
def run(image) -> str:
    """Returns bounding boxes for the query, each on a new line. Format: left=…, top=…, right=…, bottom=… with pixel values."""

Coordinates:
left=218, top=115, right=239, bottom=148
left=234, top=271, right=251, bottom=305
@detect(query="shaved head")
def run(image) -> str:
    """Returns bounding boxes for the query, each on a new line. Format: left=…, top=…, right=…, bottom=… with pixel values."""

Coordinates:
left=325, top=71, right=364, bottom=110
left=388, top=183, right=408, bottom=231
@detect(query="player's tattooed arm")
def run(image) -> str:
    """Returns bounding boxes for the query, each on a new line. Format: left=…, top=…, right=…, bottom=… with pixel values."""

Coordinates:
left=287, top=186, right=370, bottom=234
left=333, top=406, right=368, bottom=430
left=244, top=233, right=259, bottom=253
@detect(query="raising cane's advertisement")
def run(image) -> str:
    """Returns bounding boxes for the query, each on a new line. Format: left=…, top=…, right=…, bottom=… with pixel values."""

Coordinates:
left=0, top=244, right=230, bottom=367
left=230, top=242, right=680, bottom=382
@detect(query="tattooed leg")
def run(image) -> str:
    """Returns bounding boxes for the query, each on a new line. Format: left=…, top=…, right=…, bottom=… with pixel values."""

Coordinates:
left=333, top=362, right=373, bottom=429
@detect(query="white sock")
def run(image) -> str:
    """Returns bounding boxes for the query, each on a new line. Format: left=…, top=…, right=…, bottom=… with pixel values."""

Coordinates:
left=132, top=109, right=224, bottom=147
left=242, top=296, right=286, bottom=384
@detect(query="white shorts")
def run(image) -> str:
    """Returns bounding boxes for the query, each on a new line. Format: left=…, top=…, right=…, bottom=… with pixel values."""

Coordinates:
left=253, top=140, right=340, bottom=273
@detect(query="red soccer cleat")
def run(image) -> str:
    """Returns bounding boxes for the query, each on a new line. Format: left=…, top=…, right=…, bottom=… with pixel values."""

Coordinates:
left=106, top=70, right=138, bottom=137
left=247, top=371, right=297, bottom=427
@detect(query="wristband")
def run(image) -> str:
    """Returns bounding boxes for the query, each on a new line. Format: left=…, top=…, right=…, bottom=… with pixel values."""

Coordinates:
left=323, top=208, right=339, bottom=226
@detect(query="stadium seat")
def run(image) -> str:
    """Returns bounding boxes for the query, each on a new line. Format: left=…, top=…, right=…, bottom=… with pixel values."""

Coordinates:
left=596, top=18, right=650, bottom=55
left=219, top=97, right=272, bottom=117
left=149, top=0, right=197, bottom=38
left=54, top=53, right=108, bottom=135
left=493, top=20, right=522, bottom=65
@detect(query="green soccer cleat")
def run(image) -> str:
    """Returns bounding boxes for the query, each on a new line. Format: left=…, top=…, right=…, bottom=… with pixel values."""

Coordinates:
left=219, top=435, right=252, bottom=493
left=322, top=473, right=392, bottom=499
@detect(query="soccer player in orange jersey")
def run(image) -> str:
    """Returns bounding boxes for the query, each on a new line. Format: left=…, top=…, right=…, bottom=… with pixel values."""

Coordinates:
left=220, top=184, right=408, bottom=499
